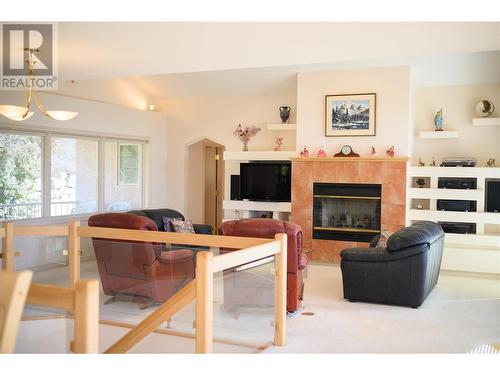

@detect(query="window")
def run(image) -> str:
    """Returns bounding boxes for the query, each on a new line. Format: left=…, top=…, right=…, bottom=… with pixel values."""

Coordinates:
left=104, top=141, right=143, bottom=212
left=0, top=133, right=43, bottom=220
left=51, top=136, right=99, bottom=216
left=0, top=128, right=147, bottom=220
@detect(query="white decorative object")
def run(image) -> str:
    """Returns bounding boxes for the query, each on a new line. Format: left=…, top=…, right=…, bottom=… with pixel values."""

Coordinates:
left=475, top=100, right=495, bottom=117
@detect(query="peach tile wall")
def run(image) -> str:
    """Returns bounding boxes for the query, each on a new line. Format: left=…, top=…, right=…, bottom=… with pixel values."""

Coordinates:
left=291, top=160, right=407, bottom=263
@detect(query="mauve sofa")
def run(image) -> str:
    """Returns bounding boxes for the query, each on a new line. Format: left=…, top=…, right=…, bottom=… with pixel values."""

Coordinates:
left=88, top=213, right=195, bottom=304
left=340, top=221, right=444, bottom=308
left=219, top=218, right=308, bottom=313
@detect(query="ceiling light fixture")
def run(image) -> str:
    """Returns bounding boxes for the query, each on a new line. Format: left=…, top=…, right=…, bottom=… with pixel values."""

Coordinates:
left=0, top=48, right=78, bottom=122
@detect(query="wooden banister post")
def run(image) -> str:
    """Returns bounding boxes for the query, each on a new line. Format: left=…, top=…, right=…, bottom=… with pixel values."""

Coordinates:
left=274, top=233, right=287, bottom=346
left=1, top=222, right=15, bottom=272
left=68, top=221, right=81, bottom=287
left=195, top=251, right=214, bottom=353
left=74, top=279, right=99, bottom=353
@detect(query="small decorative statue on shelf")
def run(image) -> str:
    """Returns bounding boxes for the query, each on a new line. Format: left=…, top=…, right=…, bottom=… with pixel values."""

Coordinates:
left=233, top=124, right=261, bottom=151
left=434, top=109, right=444, bottom=131
left=386, top=146, right=395, bottom=158
left=416, top=178, right=426, bottom=188
left=418, top=158, right=425, bottom=167
left=486, top=158, right=496, bottom=167
left=274, top=137, right=284, bottom=151
left=317, top=146, right=327, bottom=157
left=430, top=157, right=436, bottom=166
left=300, top=146, right=309, bottom=157
left=370, top=146, right=378, bottom=157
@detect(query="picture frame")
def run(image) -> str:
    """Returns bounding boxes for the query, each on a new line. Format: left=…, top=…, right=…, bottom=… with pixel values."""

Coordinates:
left=325, top=93, right=376, bottom=137
left=118, top=143, right=141, bottom=185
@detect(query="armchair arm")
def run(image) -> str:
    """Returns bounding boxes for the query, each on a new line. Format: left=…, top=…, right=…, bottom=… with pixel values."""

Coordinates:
left=340, top=244, right=429, bottom=263
left=193, top=223, right=213, bottom=235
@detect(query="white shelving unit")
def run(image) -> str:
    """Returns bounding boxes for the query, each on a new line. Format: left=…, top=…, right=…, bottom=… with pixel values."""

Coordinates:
left=223, top=200, right=291, bottom=221
left=407, top=166, right=500, bottom=274
left=267, top=123, right=297, bottom=131
left=472, top=117, right=500, bottom=127
left=223, top=150, right=298, bottom=161
left=418, top=131, right=458, bottom=139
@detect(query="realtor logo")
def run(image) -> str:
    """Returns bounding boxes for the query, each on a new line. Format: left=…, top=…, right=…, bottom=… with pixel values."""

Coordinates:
left=1, top=23, right=58, bottom=90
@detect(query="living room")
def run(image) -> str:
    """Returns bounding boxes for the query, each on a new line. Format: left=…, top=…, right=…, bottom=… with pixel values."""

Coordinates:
left=0, top=2, right=499, bottom=374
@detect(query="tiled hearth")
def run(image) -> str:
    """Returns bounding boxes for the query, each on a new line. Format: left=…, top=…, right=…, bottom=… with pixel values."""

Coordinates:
left=291, top=157, right=408, bottom=263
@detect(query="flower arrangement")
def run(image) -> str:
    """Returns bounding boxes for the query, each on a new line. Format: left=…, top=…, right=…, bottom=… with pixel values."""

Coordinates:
left=233, top=124, right=261, bottom=151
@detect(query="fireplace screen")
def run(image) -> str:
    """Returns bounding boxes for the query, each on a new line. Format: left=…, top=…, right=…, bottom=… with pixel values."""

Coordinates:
left=313, top=183, right=381, bottom=242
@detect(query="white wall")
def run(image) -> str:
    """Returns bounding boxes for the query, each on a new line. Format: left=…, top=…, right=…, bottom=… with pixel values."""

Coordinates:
left=163, top=92, right=297, bottom=218
left=0, top=91, right=168, bottom=209
left=296, top=66, right=412, bottom=157
left=413, top=83, right=500, bottom=166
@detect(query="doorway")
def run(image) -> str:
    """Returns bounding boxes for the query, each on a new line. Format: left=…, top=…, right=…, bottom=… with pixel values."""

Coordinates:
left=186, top=138, right=225, bottom=233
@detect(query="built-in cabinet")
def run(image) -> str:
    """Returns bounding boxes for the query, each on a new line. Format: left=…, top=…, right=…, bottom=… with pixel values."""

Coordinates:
left=407, top=166, right=500, bottom=274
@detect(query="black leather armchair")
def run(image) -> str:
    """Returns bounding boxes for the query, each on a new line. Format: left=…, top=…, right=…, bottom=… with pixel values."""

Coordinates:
left=340, top=221, right=444, bottom=308
left=128, top=208, right=213, bottom=234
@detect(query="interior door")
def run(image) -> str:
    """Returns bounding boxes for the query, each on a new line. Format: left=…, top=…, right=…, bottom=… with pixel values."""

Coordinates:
left=204, top=146, right=223, bottom=233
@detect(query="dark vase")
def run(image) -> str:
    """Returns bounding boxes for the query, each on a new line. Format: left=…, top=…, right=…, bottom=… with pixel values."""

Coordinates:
left=279, top=106, right=291, bottom=124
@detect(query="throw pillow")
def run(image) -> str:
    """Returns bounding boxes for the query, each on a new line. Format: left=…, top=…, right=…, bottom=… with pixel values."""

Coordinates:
left=162, top=216, right=182, bottom=232
left=376, top=230, right=391, bottom=247
left=171, top=218, right=195, bottom=234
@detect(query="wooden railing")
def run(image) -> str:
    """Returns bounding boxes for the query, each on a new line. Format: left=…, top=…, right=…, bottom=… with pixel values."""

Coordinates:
left=0, top=220, right=287, bottom=354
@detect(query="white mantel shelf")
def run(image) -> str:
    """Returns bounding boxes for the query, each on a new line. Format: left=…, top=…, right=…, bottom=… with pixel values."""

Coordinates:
left=290, top=156, right=409, bottom=162
left=472, top=117, right=500, bottom=127
left=418, top=131, right=458, bottom=139
left=223, top=151, right=298, bottom=161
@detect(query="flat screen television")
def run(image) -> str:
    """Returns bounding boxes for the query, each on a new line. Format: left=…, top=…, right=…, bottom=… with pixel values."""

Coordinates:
left=240, top=162, right=291, bottom=202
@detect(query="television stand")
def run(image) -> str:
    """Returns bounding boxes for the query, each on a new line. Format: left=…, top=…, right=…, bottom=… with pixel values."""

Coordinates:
left=222, top=200, right=291, bottom=222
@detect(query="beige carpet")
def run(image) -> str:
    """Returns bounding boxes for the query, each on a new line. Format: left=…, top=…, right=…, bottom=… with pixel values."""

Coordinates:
left=264, top=263, right=500, bottom=353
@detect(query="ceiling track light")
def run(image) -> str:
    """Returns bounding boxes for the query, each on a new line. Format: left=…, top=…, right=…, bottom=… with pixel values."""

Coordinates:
left=0, top=48, right=78, bottom=122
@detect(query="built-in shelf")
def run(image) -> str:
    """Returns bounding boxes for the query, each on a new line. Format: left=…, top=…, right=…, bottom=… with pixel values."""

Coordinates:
left=472, top=117, right=500, bottom=127
left=223, top=151, right=298, bottom=161
left=267, top=123, right=297, bottom=131
left=223, top=200, right=291, bottom=212
left=407, top=166, right=500, bottom=274
left=418, top=131, right=458, bottom=139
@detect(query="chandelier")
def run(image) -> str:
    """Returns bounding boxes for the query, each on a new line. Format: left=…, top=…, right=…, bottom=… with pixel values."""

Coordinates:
left=0, top=48, right=78, bottom=121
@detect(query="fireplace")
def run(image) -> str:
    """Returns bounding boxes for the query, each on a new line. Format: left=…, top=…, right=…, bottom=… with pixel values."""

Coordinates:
left=313, top=183, right=381, bottom=242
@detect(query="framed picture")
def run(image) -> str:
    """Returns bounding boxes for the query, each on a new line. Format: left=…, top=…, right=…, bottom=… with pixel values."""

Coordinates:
left=118, top=143, right=141, bottom=185
left=325, top=93, right=376, bottom=137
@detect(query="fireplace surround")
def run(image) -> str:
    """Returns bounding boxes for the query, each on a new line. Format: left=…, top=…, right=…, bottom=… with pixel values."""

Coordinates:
left=291, top=157, right=407, bottom=263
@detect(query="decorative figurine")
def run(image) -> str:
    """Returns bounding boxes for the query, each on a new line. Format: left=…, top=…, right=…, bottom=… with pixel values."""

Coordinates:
left=434, top=109, right=444, bottom=131
left=317, top=146, right=327, bottom=157
left=279, top=106, right=291, bottom=124
left=417, top=204, right=423, bottom=209
left=300, top=146, right=309, bottom=157
left=416, top=178, right=426, bottom=188
left=418, top=158, right=425, bottom=167
left=273, top=137, right=284, bottom=151
left=370, top=146, right=378, bottom=157
left=233, top=124, right=261, bottom=151
left=475, top=100, right=495, bottom=117
left=430, top=157, right=436, bottom=166
left=486, top=158, right=496, bottom=167
left=386, top=146, right=395, bottom=158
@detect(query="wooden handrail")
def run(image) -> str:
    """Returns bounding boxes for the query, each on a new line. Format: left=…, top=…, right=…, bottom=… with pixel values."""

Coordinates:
left=77, top=225, right=271, bottom=249
left=105, top=280, right=196, bottom=354
left=211, top=239, right=281, bottom=273
left=14, top=225, right=69, bottom=237
left=0, top=227, right=5, bottom=238
left=27, top=283, right=76, bottom=310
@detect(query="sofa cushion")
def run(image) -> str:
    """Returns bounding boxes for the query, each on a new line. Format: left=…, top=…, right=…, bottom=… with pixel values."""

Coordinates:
left=129, top=209, right=184, bottom=231
left=387, top=221, right=444, bottom=252
left=158, top=249, right=194, bottom=264
left=171, top=218, right=195, bottom=233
